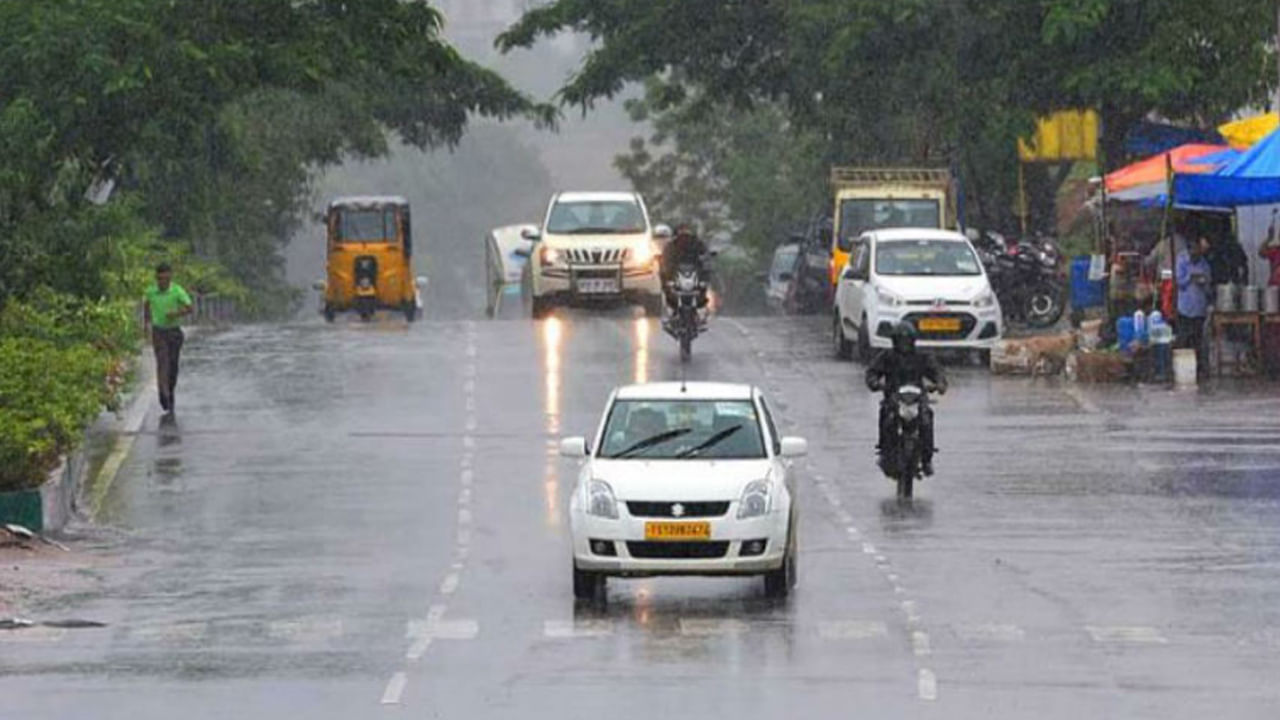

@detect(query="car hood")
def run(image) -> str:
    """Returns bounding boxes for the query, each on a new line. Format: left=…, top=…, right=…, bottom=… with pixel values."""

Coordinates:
left=874, top=274, right=990, bottom=301
left=590, top=459, right=772, bottom=501
left=542, top=232, right=650, bottom=249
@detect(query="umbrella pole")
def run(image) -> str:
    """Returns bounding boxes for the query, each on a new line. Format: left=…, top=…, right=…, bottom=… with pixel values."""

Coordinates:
left=1162, top=153, right=1177, bottom=319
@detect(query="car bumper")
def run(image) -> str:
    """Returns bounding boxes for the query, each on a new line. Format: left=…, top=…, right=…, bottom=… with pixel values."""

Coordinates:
left=571, top=510, right=789, bottom=576
left=868, top=306, right=1003, bottom=350
left=535, top=265, right=661, bottom=302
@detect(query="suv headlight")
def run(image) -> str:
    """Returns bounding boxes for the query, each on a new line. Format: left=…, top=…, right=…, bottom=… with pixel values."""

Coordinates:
left=586, top=479, right=618, bottom=519
left=972, top=291, right=996, bottom=309
left=737, top=479, right=771, bottom=519
left=540, top=246, right=564, bottom=266
left=877, top=289, right=904, bottom=308
left=627, top=242, right=657, bottom=267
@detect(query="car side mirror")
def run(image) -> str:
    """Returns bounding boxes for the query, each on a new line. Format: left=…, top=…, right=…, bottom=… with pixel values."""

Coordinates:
left=779, top=437, right=808, bottom=458
left=842, top=266, right=859, bottom=281
left=414, top=276, right=428, bottom=289
left=653, top=224, right=673, bottom=241
left=311, top=280, right=326, bottom=291
left=559, top=437, right=589, bottom=458
left=521, top=226, right=542, bottom=242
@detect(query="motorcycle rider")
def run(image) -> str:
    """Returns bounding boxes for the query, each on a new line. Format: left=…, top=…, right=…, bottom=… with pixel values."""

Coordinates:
left=865, top=322, right=947, bottom=476
left=661, top=223, right=710, bottom=312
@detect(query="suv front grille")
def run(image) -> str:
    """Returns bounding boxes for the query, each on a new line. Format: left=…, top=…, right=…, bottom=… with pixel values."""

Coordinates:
left=626, top=501, right=730, bottom=518
left=566, top=247, right=625, bottom=265
left=626, top=542, right=729, bottom=559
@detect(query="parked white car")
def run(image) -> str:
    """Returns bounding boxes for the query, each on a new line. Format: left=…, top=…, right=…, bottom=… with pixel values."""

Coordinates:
left=561, top=382, right=806, bottom=601
left=832, top=228, right=1003, bottom=362
left=521, top=191, right=667, bottom=318
left=484, top=223, right=537, bottom=318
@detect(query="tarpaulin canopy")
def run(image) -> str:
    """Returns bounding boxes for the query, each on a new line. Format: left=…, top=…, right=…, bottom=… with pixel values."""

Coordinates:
left=1124, top=122, right=1224, bottom=157
left=1174, top=127, right=1280, bottom=207
left=1104, top=143, right=1235, bottom=202
left=1218, top=113, right=1278, bottom=149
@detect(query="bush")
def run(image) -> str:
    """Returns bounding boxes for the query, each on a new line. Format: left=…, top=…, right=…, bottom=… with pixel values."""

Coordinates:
left=0, top=338, right=116, bottom=492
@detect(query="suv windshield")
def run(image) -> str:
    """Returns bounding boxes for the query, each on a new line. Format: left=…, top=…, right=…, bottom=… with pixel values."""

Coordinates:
left=546, top=200, right=646, bottom=235
left=876, top=239, right=981, bottom=276
left=599, top=399, right=766, bottom=459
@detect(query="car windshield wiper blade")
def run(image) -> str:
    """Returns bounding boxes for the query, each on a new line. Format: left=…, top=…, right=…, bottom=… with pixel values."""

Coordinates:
left=613, top=427, right=693, bottom=458
left=565, top=226, right=627, bottom=234
left=676, top=424, right=743, bottom=458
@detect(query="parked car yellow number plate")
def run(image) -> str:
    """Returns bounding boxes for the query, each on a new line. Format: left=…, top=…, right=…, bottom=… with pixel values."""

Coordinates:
left=644, top=521, right=711, bottom=540
left=918, top=317, right=961, bottom=332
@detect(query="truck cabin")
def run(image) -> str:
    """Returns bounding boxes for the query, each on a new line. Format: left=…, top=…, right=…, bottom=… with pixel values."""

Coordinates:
left=834, top=198, right=943, bottom=255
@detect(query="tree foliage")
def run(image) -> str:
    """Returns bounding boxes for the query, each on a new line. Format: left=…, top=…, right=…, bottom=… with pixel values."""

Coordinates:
left=502, top=0, right=1277, bottom=234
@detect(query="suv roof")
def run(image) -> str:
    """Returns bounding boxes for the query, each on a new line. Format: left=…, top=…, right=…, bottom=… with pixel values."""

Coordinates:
left=554, top=191, right=642, bottom=204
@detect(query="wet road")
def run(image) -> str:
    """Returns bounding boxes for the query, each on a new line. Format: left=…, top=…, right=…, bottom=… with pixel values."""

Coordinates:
left=3, top=311, right=1280, bottom=718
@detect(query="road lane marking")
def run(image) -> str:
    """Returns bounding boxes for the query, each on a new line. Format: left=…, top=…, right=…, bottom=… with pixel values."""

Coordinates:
left=817, top=621, right=889, bottom=639
left=544, top=619, right=614, bottom=638
left=458, top=508, right=472, bottom=525
left=861, top=542, right=877, bottom=555
left=406, top=635, right=432, bottom=660
left=267, top=617, right=343, bottom=643
left=901, top=600, right=921, bottom=625
left=407, top=618, right=478, bottom=641
left=1085, top=625, right=1168, bottom=644
left=679, top=618, right=749, bottom=636
left=0, top=627, right=67, bottom=643
left=129, top=622, right=208, bottom=643
left=380, top=672, right=407, bottom=705
left=440, top=573, right=460, bottom=595
left=917, top=668, right=938, bottom=701
left=911, top=630, right=932, bottom=656
left=954, top=623, right=1025, bottom=642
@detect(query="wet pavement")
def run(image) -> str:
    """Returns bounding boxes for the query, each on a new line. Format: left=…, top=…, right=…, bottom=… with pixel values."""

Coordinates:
left=2, top=310, right=1279, bottom=719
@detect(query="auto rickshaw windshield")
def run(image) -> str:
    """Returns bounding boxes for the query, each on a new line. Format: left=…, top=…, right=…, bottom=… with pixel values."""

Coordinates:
left=337, top=208, right=398, bottom=243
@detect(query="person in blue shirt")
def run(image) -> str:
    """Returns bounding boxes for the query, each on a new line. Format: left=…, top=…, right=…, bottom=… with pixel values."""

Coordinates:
left=1175, top=236, right=1212, bottom=374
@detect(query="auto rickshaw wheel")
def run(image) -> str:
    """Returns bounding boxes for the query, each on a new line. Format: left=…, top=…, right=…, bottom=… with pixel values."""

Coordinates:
left=404, top=302, right=418, bottom=323
left=323, top=306, right=336, bottom=323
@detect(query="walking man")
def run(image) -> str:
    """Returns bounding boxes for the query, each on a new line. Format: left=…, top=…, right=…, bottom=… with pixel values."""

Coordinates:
left=143, top=263, right=193, bottom=415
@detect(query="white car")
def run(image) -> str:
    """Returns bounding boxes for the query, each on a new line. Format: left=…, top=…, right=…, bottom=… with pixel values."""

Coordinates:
left=560, top=382, right=807, bottom=601
left=522, top=191, right=667, bottom=318
left=832, top=228, right=1003, bottom=362
left=484, top=223, right=537, bottom=318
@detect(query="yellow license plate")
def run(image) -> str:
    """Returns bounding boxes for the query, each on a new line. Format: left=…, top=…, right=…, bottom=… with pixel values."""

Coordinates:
left=918, top=317, right=961, bottom=332
left=644, top=521, right=711, bottom=541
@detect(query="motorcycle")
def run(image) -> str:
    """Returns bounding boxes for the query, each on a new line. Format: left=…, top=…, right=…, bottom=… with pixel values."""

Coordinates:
left=663, top=261, right=707, bottom=361
left=975, top=231, right=1066, bottom=329
left=879, top=383, right=937, bottom=499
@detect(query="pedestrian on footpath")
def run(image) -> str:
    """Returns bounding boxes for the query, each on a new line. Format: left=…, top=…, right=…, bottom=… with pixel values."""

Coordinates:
left=1175, top=236, right=1212, bottom=376
left=1260, top=214, right=1280, bottom=377
left=143, top=263, right=193, bottom=415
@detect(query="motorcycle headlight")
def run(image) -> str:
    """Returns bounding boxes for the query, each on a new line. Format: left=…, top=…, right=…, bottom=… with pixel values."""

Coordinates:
left=586, top=480, right=618, bottom=519
left=737, top=479, right=771, bottom=519
left=540, top=246, right=564, bottom=266
left=899, top=402, right=920, bottom=422
left=972, top=291, right=996, bottom=309
left=676, top=274, right=698, bottom=291
left=877, top=289, right=904, bottom=308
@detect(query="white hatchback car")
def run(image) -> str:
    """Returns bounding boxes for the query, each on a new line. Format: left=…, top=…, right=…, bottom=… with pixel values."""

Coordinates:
left=561, top=382, right=807, bottom=601
left=833, top=228, right=1003, bottom=362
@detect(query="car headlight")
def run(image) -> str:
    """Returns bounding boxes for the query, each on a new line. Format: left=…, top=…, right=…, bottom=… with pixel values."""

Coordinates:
left=540, top=246, right=564, bottom=266
left=877, top=289, right=904, bottom=308
left=972, top=291, right=996, bottom=309
left=737, top=479, right=771, bottom=519
left=586, top=480, right=618, bottom=519
left=628, top=242, right=657, bottom=267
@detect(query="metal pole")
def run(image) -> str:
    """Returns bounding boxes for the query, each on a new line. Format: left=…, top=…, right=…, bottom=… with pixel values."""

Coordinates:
left=1164, top=153, right=1178, bottom=319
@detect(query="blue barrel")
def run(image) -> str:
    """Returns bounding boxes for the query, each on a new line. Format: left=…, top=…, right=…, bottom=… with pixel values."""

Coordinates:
left=1071, top=256, right=1104, bottom=309
left=1116, top=316, right=1135, bottom=351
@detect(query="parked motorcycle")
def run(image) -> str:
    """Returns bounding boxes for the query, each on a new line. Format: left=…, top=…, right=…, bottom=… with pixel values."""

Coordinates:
left=880, top=383, right=937, bottom=499
left=663, top=262, right=707, bottom=361
left=974, top=231, right=1066, bottom=329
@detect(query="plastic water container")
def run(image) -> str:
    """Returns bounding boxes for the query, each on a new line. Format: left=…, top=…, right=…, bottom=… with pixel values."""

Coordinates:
left=1133, top=310, right=1146, bottom=344
left=1173, top=348, right=1197, bottom=386
left=1071, top=256, right=1105, bottom=309
left=1116, top=316, right=1135, bottom=351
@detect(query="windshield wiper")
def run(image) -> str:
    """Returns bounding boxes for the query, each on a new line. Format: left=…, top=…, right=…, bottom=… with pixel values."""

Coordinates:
left=676, top=424, right=743, bottom=458
left=613, top=427, right=693, bottom=458
left=564, top=226, right=627, bottom=234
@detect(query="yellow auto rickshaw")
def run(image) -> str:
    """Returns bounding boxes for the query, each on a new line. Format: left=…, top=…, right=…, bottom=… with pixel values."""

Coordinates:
left=316, top=196, right=425, bottom=322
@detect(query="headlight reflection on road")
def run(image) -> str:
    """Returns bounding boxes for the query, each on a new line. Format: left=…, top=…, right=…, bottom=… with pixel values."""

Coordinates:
left=633, top=317, right=650, bottom=384
left=542, top=316, right=564, bottom=526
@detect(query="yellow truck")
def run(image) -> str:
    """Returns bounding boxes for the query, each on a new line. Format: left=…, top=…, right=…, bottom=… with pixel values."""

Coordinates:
left=828, top=167, right=958, bottom=286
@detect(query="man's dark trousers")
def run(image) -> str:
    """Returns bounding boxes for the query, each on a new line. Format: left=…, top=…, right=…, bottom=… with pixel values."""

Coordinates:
left=152, top=326, right=184, bottom=412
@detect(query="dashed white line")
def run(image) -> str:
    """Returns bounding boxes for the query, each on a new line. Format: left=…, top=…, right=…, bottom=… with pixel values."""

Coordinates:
left=1085, top=625, right=1168, bottom=644
left=440, top=573, right=459, bottom=595
left=380, top=672, right=407, bottom=705
left=679, top=618, right=749, bottom=636
left=817, top=620, right=889, bottom=639
left=917, top=668, right=938, bottom=701
left=911, top=630, right=932, bottom=656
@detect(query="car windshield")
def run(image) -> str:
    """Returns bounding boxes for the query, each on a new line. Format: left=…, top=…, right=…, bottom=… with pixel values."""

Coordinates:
left=771, top=245, right=799, bottom=277
left=335, top=208, right=398, bottom=243
left=599, top=399, right=766, bottom=459
left=838, top=199, right=941, bottom=243
left=546, top=200, right=646, bottom=234
left=876, top=239, right=982, bottom=276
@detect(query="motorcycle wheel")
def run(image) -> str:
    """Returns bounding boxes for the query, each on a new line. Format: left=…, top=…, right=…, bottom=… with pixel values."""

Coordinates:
left=679, top=335, right=692, bottom=362
left=1025, top=283, right=1065, bottom=328
left=896, top=435, right=917, bottom=499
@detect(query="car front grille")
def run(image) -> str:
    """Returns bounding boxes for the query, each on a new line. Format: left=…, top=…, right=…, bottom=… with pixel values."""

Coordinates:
left=904, top=311, right=978, bottom=341
left=566, top=247, right=625, bottom=265
left=626, top=542, right=730, bottom=559
left=626, top=501, right=730, bottom=518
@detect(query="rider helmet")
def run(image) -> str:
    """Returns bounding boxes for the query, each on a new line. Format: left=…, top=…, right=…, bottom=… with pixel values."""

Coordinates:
left=891, top=321, right=917, bottom=354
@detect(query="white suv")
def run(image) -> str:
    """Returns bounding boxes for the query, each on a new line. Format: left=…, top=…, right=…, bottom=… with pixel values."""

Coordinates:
left=833, top=228, right=1002, bottom=361
left=522, top=191, right=666, bottom=318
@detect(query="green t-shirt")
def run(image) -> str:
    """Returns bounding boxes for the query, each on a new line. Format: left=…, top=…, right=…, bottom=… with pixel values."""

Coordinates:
left=145, top=283, right=193, bottom=328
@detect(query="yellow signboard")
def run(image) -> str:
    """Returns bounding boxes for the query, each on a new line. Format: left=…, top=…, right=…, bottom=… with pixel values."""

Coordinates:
left=1018, top=110, right=1100, bottom=162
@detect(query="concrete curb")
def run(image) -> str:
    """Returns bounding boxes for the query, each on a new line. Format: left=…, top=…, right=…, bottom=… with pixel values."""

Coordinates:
left=86, top=350, right=155, bottom=520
